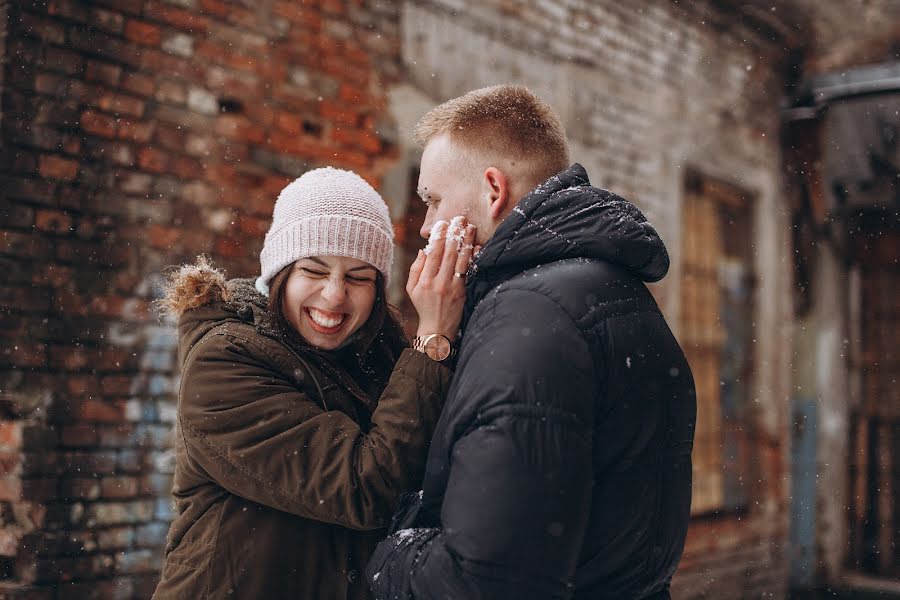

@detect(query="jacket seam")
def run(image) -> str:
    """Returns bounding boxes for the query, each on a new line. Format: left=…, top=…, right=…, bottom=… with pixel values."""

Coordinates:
left=459, top=403, right=589, bottom=440
left=205, top=502, right=225, bottom=599
left=489, top=286, right=584, bottom=335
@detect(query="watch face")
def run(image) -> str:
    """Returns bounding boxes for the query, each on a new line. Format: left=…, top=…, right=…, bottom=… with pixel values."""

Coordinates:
left=424, top=335, right=451, bottom=361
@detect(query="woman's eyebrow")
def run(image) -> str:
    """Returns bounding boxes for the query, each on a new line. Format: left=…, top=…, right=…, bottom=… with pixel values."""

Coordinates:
left=301, top=257, right=375, bottom=274
left=302, top=257, right=329, bottom=268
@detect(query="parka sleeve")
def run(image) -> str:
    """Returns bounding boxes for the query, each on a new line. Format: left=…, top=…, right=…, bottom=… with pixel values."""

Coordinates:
left=178, top=330, right=450, bottom=531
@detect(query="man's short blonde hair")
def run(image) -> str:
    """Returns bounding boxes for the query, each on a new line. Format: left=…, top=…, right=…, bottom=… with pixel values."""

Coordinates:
left=414, top=85, right=570, bottom=185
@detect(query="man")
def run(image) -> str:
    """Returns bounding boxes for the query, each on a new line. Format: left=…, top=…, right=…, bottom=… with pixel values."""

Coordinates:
left=367, top=85, right=696, bottom=600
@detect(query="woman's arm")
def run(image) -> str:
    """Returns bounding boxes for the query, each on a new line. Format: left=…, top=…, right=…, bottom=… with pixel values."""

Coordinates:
left=178, top=331, right=450, bottom=530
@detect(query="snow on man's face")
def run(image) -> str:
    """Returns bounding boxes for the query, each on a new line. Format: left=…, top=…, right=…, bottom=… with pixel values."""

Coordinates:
left=417, top=134, right=490, bottom=246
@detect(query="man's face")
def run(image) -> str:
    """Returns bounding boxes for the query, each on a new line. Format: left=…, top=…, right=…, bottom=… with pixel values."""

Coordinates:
left=417, top=134, right=488, bottom=244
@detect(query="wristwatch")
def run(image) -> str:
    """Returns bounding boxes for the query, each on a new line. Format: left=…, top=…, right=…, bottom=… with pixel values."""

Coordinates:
left=412, top=334, right=456, bottom=362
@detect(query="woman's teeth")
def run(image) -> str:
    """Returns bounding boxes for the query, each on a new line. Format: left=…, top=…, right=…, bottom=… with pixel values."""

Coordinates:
left=308, top=308, right=345, bottom=329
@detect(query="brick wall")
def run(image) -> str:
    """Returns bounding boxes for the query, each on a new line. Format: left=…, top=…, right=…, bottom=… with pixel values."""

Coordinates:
left=389, top=1, right=796, bottom=598
left=0, top=0, right=401, bottom=597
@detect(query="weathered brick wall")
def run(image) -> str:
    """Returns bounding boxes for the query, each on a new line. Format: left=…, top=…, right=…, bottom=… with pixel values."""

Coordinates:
left=391, top=1, right=795, bottom=598
left=0, top=0, right=401, bottom=597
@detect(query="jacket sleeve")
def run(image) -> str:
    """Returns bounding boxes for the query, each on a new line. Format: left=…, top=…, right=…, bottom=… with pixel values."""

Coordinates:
left=367, top=289, right=596, bottom=599
left=178, top=329, right=450, bottom=531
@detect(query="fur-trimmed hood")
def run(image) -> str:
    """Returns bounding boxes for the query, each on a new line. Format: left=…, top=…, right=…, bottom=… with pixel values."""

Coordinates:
left=160, top=257, right=278, bottom=365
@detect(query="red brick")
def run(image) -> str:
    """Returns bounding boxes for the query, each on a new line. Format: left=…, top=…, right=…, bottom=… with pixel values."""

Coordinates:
left=215, top=237, right=246, bottom=258
left=194, top=40, right=257, bottom=72
left=124, top=20, right=162, bottom=46
left=319, top=100, right=360, bottom=126
left=214, top=114, right=265, bottom=144
left=173, top=156, right=204, bottom=179
left=19, top=12, right=67, bottom=44
left=147, top=3, right=210, bottom=32
left=38, top=154, right=79, bottom=181
left=90, top=7, right=126, bottom=34
left=338, top=83, right=366, bottom=104
left=148, top=225, right=181, bottom=250
left=319, top=0, right=346, bottom=15
left=334, top=148, right=370, bottom=169
left=100, top=375, right=132, bottom=396
left=276, top=111, right=303, bottom=135
left=61, top=424, right=99, bottom=447
left=0, top=423, right=22, bottom=449
left=155, top=124, right=185, bottom=151
left=34, top=209, right=73, bottom=234
left=238, top=215, right=269, bottom=236
left=101, top=476, right=139, bottom=498
left=122, top=72, right=155, bottom=97
left=4, top=343, right=46, bottom=368
left=0, top=231, right=52, bottom=260
left=98, top=93, right=145, bottom=117
left=137, top=147, right=169, bottom=173
left=48, top=344, right=91, bottom=369
left=198, top=0, right=229, bottom=18
left=89, top=295, right=126, bottom=318
left=73, top=399, right=125, bottom=423
left=0, top=285, right=52, bottom=312
left=85, top=60, right=122, bottom=86
left=0, top=530, right=21, bottom=557
left=273, top=1, right=322, bottom=29
left=0, top=452, right=19, bottom=477
left=155, top=79, right=187, bottom=104
left=0, top=478, right=57, bottom=502
left=31, top=265, right=74, bottom=287
left=117, top=119, right=155, bottom=143
left=81, top=109, right=117, bottom=138
left=333, top=127, right=382, bottom=153
left=139, top=48, right=196, bottom=78
left=46, top=0, right=90, bottom=21
left=0, top=477, right=22, bottom=502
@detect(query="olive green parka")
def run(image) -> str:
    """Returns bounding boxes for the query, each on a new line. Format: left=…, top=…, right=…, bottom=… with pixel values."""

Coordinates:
left=152, top=262, right=449, bottom=599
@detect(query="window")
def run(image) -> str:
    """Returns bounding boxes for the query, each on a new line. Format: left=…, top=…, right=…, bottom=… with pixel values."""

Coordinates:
left=680, top=172, right=755, bottom=515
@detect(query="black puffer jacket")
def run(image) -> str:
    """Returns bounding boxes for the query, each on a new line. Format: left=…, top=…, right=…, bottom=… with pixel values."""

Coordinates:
left=366, top=164, right=696, bottom=600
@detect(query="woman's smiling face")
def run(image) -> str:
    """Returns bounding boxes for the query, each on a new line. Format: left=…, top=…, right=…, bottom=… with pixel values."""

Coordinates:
left=282, top=256, right=378, bottom=350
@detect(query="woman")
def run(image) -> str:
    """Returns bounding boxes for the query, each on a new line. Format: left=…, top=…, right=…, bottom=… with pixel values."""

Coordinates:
left=152, top=167, right=475, bottom=599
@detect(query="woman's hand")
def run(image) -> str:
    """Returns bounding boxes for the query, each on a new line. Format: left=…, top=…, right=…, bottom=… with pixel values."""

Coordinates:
left=407, top=217, right=477, bottom=341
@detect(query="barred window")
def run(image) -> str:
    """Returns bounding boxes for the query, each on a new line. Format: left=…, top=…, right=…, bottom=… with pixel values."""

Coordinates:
left=680, top=172, right=755, bottom=514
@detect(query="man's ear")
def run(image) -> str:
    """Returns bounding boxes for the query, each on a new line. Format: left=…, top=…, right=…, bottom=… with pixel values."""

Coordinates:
left=483, top=167, right=509, bottom=219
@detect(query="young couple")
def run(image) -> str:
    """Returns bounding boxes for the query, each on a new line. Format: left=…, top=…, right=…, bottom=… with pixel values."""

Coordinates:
left=153, top=85, right=696, bottom=600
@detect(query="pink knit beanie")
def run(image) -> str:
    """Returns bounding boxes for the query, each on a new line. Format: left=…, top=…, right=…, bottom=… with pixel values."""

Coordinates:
left=255, top=167, right=394, bottom=296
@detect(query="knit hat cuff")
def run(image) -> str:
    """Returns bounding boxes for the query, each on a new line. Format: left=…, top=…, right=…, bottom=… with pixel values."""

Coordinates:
left=258, top=215, right=393, bottom=294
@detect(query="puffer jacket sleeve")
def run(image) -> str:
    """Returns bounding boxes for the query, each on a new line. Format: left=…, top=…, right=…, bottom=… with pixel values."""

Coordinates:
left=366, top=289, right=596, bottom=599
left=178, top=327, right=450, bottom=531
